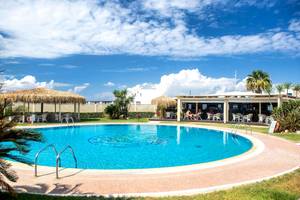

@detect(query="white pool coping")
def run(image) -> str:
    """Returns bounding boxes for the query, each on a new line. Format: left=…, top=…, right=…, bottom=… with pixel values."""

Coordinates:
left=14, top=122, right=264, bottom=175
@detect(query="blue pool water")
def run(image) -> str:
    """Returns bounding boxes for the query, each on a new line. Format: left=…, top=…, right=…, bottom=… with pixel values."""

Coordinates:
left=20, top=124, right=252, bottom=169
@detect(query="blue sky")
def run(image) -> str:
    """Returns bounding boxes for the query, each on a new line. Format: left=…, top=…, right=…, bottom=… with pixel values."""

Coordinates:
left=0, top=0, right=299, bottom=101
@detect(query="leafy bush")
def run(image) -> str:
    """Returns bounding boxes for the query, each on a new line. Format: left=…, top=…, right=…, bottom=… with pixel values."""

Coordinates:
left=104, top=89, right=134, bottom=119
left=80, top=112, right=105, bottom=118
left=0, top=100, right=42, bottom=193
left=104, top=104, right=120, bottom=119
left=128, top=112, right=155, bottom=118
left=272, top=100, right=300, bottom=132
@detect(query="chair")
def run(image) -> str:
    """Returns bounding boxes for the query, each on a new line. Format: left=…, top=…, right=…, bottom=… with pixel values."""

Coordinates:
left=27, top=114, right=36, bottom=124
left=61, top=113, right=74, bottom=123
left=207, top=113, right=213, bottom=120
left=193, top=112, right=202, bottom=120
left=166, top=112, right=171, bottom=119
left=232, top=113, right=241, bottom=122
left=232, top=113, right=236, bottom=121
left=213, top=113, right=222, bottom=121
left=37, top=113, right=47, bottom=123
left=244, top=114, right=253, bottom=123
left=258, top=114, right=266, bottom=123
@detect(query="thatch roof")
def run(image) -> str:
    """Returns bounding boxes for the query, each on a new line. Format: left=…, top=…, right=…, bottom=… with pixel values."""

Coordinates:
left=151, top=96, right=176, bottom=107
left=0, top=87, right=86, bottom=104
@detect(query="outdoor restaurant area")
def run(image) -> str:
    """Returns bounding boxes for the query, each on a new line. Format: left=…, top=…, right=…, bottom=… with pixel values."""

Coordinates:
left=167, top=93, right=297, bottom=125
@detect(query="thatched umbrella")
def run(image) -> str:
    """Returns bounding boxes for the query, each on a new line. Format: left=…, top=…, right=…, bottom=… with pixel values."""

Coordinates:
left=151, top=96, right=176, bottom=119
left=0, top=87, right=86, bottom=122
left=151, top=96, right=176, bottom=107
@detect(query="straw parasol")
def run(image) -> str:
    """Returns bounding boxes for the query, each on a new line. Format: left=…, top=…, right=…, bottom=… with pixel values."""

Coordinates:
left=0, top=87, right=85, bottom=104
left=0, top=87, right=86, bottom=122
left=151, top=96, right=176, bottom=107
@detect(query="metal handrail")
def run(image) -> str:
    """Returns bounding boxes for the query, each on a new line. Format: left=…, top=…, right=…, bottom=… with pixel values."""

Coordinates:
left=34, top=144, right=59, bottom=177
left=231, top=122, right=252, bottom=135
left=56, top=145, right=77, bottom=179
left=244, top=123, right=253, bottom=135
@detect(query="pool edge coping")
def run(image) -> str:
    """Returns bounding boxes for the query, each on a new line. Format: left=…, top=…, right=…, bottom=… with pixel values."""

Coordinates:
left=12, top=122, right=263, bottom=175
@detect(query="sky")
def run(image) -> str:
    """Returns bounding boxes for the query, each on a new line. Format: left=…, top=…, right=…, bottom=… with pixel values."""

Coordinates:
left=0, top=0, right=299, bottom=103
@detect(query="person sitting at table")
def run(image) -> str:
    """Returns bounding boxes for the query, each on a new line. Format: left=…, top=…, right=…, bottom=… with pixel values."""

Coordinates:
left=193, top=109, right=202, bottom=120
left=184, top=110, right=193, bottom=120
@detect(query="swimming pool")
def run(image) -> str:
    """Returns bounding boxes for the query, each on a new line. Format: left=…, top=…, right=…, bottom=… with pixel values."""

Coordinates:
left=21, top=124, right=253, bottom=169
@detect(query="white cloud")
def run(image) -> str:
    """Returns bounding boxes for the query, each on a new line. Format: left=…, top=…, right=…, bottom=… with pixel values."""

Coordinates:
left=0, top=1, right=299, bottom=59
left=128, top=69, right=247, bottom=104
left=289, top=19, right=300, bottom=32
left=104, top=81, right=115, bottom=87
left=1, top=75, right=71, bottom=91
left=68, top=83, right=90, bottom=93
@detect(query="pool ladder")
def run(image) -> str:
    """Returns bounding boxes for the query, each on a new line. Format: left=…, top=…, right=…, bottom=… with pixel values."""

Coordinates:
left=34, top=144, right=77, bottom=179
left=231, top=123, right=252, bottom=135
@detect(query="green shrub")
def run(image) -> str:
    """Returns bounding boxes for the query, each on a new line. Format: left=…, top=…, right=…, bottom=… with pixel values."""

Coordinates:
left=80, top=112, right=104, bottom=119
left=272, top=100, right=300, bottom=132
left=104, top=104, right=120, bottom=119
left=128, top=112, right=155, bottom=118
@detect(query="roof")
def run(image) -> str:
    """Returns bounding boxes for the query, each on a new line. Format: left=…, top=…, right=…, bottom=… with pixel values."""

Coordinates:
left=151, top=96, right=176, bottom=107
left=0, top=87, right=86, bottom=104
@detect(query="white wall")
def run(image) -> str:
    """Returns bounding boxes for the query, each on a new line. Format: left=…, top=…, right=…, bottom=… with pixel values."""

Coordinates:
left=13, top=102, right=156, bottom=113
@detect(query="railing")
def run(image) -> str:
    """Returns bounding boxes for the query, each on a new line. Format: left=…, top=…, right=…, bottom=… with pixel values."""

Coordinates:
left=56, top=145, right=77, bottom=179
left=231, top=123, right=252, bottom=135
left=61, top=116, right=75, bottom=125
left=34, top=144, right=59, bottom=177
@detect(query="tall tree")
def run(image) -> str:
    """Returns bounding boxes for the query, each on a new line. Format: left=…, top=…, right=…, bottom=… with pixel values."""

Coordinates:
left=293, top=84, right=300, bottom=98
left=276, top=84, right=284, bottom=96
left=246, top=70, right=272, bottom=94
left=283, top=82, right=292, bottom=96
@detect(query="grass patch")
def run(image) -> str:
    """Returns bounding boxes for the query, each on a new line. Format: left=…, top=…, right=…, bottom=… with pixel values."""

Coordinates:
left=1, top=169, right=300, bottom=200
left=273, top=133, right=300, bottom=142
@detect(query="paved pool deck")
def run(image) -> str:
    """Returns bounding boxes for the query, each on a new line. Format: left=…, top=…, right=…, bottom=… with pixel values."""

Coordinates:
left=10, top=123, right=300, bottom=197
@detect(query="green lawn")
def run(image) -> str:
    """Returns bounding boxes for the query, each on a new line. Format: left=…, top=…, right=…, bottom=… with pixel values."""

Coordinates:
left=1, top=168, right=300, bottom=200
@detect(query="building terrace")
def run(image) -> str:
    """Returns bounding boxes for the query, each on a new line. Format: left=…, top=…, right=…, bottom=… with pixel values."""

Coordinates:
left=176, top=93, right=297, bottom=124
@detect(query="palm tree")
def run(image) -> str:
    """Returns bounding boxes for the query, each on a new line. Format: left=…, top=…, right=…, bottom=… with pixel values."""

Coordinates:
left=246, top=70, right=272, bottom=94
left=283, top=82, right=292, bottom=96
left=293, top=84, right=300, bottom=98
left=105, top=89, right=134, bottom=119
left=265, top=84, right=273, bottom=107
left=0, top=100, right=42, bottom=193
left=276, top=84, right=284, bottom=96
